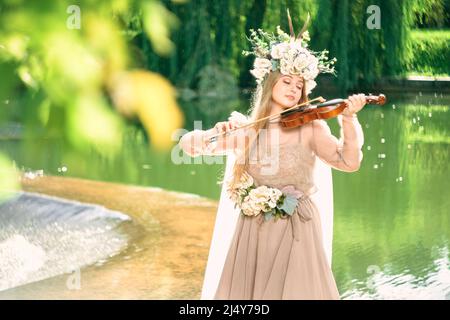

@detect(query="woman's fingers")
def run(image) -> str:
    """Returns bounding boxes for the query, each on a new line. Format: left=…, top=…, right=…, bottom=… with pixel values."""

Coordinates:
left=348, top=93, right=366, bottom=112
left=361, top=94, right=366, bottom=106
left=215, top=122, right=226, bottom=133
left=346, top=98, right=354, bottom=112
left=214, top=120, right=237, bottom=133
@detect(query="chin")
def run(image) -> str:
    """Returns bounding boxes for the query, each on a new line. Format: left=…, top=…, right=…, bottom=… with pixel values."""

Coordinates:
left=284, top=100, right=297, bottom=108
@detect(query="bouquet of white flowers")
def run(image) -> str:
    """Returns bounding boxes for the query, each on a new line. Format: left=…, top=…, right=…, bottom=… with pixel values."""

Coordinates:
left=227, top=171, right=305, bottom=222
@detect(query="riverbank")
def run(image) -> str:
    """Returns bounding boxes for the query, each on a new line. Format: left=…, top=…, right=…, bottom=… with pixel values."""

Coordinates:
left=313, top=75, right=450, bottom=96
left=0, top=175, right=218, bottom=299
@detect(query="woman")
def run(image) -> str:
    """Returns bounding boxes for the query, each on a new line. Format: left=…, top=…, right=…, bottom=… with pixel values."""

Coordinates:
left=179, top=12, right=366, bottom=300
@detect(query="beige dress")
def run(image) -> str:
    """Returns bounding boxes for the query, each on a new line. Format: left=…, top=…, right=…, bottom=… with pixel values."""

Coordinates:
left=213, top=117, right=364, bottom=300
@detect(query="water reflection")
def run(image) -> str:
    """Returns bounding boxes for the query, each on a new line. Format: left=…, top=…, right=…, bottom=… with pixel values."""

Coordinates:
left=341, top=245, right=450, bottom=299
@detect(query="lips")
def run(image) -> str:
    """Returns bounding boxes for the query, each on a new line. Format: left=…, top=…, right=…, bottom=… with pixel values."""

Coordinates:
left=286, top=95, right=295, bottom=100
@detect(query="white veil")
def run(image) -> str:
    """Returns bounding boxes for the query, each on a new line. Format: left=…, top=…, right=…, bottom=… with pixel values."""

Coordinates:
left=200, top=150, right=334, bottom=300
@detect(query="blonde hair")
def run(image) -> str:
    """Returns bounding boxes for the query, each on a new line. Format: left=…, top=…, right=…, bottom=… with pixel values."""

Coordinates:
left=230, top=70, right=309, bottom=187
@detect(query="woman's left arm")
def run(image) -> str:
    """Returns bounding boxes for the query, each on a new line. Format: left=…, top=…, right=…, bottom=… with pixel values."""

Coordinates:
left=310, top=94, right=366, bottom=172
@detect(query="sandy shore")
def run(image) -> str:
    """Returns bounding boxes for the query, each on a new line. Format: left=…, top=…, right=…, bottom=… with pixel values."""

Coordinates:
left=0, top=175, right=218, bottom=299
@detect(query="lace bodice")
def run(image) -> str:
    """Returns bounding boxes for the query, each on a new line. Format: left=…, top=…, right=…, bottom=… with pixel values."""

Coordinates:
left=247, top=137, right=318, bottom=196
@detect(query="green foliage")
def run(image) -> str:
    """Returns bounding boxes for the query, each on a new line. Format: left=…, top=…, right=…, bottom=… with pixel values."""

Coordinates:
left=0, top=153, right=20, bottom=202
left=145, top=0, right=449, bottom=97
left=407, top=29, right=450, bottom=75
left=0, top=0, right=183, bottom=195
left=410, top=0, right=450, bottom=28
left=196, top=64, right=239, bottom=99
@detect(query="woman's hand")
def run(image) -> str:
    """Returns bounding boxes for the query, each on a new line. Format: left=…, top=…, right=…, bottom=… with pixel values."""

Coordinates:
left=213, top=119, right=240, bottom=134
left=201, top=120, right=238, bottom=148
left=343, top=93, right=366, bottom=116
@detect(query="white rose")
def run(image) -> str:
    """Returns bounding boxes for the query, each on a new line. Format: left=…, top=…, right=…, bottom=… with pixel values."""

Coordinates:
left=250, top=67, right=269, bottom=81
left=254, top=58, right=272, bottom=70
left=290, top=40, right=303, bottom=52
left=270, top=43, right=289, bottom=59
left=241, top=195, right=261, bottom=216
left=293, top=56, right=309, bottom=73
left=238, top=171, right=254, bottom=189
left=305, top=79, right=317, bottom=95
left=271, top=188, right=282, bottom=201
left=308, top=64, right=319, bottom=79
left=286, top=47, right=298, bottom=60
left=228, top=190, right=240, bottom=203
left=280, top=58, right=292, bottom=75
left=250, top=186, right=276, bottom=212
left=268, top=188, right=282, bottom=208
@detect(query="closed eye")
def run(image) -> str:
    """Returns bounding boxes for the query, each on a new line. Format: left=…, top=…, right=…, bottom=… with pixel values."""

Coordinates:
left=284, top=81, right=303, bottom=89
left=284, top=80, right=302, bottom=90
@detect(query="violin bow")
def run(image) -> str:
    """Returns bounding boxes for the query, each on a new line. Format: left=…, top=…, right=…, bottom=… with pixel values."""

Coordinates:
left=206, top=96, right=326, bottom=143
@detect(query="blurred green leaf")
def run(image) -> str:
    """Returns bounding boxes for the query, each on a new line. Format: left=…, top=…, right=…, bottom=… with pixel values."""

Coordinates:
left=142, top=0, right=180, bottom=56
left=0, top=153, right=20, bottom=202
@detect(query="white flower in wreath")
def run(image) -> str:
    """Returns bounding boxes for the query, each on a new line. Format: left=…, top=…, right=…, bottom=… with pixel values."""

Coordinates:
left=254, top=57, right=272, bottom=70
left=289, top=40, right=303, bottom=51
left=308, top=64, right=320, bottom=79
left=305, top=79, right=317, bottom=95
left=270, top=42, right=289, bottom=59
left=280, top=58, right=294, bottom=75
left=250, top=67, right=269, bottom=82
left=294, top=49, right=313, bottom=68
left=286, top=47, right=299, bottom=60
left=293, top=56, right=310, bottom=74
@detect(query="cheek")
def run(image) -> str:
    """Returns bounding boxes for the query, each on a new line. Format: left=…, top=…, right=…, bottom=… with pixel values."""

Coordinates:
left=272, top=84, right=284, bottom=99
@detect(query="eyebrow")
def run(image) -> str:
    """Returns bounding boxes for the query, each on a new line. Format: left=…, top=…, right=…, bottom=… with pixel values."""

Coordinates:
left=283, top=76, right=303, bottom=85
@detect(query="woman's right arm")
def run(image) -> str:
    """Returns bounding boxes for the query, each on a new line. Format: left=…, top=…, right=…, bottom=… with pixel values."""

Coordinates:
left=179, top=120, right=246, bottom=157
left=178, top=127, right=215, bottom=157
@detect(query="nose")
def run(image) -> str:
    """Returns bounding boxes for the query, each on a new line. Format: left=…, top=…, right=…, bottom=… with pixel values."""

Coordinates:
left=288, top=84, right=297, bottom=94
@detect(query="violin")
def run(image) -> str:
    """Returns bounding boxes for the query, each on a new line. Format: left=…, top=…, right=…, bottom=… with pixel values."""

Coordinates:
left=279, top=94, right=386, bottom=129
left=206, top=94, right=386, bottom=144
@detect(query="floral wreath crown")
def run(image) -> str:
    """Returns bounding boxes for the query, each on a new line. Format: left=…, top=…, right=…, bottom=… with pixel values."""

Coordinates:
left=242, top=9, right=337, bottom=95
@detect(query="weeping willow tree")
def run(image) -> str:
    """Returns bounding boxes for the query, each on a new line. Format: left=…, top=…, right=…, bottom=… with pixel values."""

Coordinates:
left=135, top=0, right=438, bottom=95
left=312, top=0, right=417, bottom=93
left=140, top=0, right=233, bottom=88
